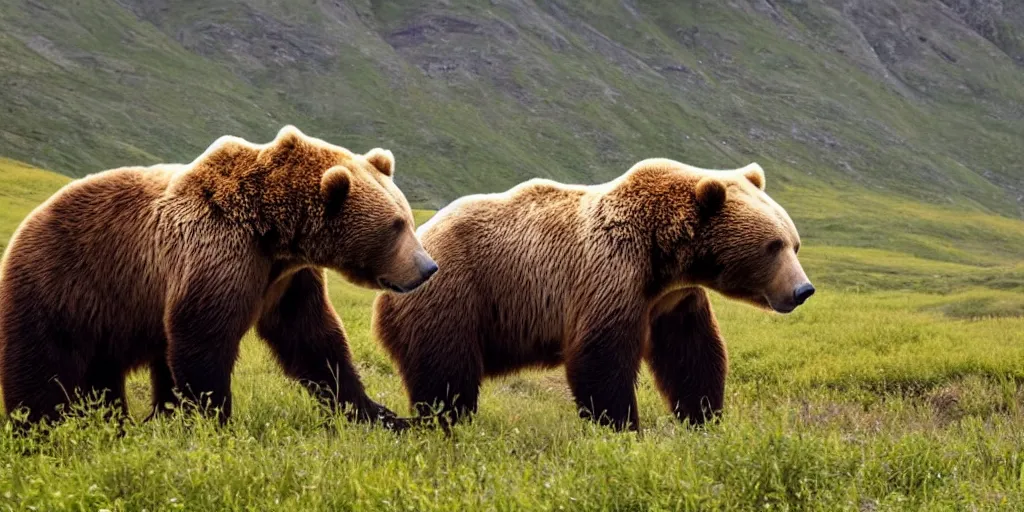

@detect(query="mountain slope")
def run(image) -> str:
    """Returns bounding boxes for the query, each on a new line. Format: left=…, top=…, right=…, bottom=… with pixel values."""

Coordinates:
left=1, top=0, right=1022, bottom=220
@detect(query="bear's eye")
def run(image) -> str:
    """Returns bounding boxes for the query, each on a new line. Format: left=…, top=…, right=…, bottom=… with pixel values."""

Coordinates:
left=766, top=239, right=785, bottom=253
left=391, top=218, right=407, bottom=233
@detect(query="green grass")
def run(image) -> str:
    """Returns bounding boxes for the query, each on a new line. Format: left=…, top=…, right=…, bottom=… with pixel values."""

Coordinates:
left=1, top=161, right=1024, bottom=510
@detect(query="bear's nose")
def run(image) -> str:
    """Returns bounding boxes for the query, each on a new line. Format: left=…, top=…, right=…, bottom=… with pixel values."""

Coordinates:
left=416, top=252, right=439, bottom=281
left=421, top=260, right=439, bottom=280
left=793, top=283, right=815, bottom=305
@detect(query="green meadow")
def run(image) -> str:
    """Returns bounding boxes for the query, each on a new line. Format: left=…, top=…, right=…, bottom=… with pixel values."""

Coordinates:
left=1, top=159, right=1023, bottom=511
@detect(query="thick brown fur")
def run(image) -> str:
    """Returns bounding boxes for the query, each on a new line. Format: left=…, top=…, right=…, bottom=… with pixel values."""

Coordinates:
left=373, top=158, right=812, bottom=431
left=0, top=125, right=435, bottom=428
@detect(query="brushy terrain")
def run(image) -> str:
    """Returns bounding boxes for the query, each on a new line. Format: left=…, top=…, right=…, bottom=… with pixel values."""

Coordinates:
left=1, top=159, right=1023, bottom=511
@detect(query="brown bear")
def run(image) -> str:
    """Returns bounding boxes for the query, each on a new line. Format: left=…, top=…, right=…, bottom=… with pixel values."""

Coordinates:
left=372, top=158, right=813, bottom=431
left=0, top=125, right=438, bottom=428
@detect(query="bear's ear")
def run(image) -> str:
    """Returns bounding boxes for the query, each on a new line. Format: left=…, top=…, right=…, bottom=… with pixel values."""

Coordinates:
left=365, top=148, right=395, bottom=177
left=741, top=163, right=765, bottom=190
left=695, top=177, right=727, bottom=214
left=320, top=166, right=351, bottom=217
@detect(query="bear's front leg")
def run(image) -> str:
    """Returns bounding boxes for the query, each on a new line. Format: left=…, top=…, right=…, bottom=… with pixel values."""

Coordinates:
left=164, top=250, right=267, bottom=425
left=145, top=354, right=180, bottom=421
left=565, top=309, right=645, bottom=431
left=647, top=288, right=727, bottom=426
left=257, top=268, right=404, bottom=429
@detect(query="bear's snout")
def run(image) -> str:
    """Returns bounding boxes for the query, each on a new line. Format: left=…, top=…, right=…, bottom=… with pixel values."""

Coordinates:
left=380, top=250, right=438, bottom=293
left=416, top=252, right=439, bottom=283
left=767, top=281, right=814, bottom=313
left=793, top=282, right=815, bottom=306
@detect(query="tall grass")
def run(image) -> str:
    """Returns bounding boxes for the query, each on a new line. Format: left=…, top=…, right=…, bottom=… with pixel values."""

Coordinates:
left=0, top=160, right=1022, bottom=510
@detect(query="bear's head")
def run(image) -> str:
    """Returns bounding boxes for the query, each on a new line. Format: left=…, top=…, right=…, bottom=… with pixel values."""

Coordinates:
left=686, top=162, right=814, bottom=313
left=311, top=139, right=438, bottom=293
left=620, top=158, right=813, bottom=314
left=186, top=125, right=438, bottom=293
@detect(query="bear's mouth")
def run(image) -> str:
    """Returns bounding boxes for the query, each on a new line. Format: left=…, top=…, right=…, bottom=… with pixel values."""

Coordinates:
left=766, top=295, right=796, bottom=314
left=378, top=277, right=408, bottom=293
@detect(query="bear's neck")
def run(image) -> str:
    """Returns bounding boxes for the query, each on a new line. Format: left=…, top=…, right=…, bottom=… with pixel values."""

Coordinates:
left=597, top=180, right=703, bottom=299
left=184, top=155, right=321, bottom=252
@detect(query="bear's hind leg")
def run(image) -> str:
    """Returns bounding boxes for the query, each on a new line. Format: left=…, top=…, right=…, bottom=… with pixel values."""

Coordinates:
left=3, top=363, right=84, bottom=427
left=0, top=321, right=87, bottom=428
left=646, top=288, right=727, bottom=426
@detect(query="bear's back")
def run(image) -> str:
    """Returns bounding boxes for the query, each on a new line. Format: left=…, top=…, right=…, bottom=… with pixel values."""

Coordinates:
left=404, top=179, right=596, bottom=361
left=418, top=179, right=588, bottom=273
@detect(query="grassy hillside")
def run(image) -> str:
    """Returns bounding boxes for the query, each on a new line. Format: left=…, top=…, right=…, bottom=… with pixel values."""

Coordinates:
left=1, top=0, right=1022, bottom=219
left=2, top=159, right=1024, bottom=509
left=0, top=158, right=70, bottom=252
